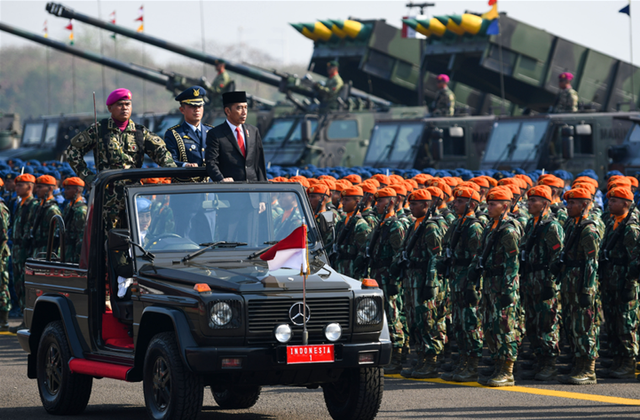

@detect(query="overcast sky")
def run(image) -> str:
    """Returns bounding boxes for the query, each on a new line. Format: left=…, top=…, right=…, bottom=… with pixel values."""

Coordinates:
left=0, top=0, right=637, bottom=67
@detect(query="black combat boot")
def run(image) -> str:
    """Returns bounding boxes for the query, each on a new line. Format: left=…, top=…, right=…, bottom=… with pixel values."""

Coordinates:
left=453, top=356, right=479, bottom=382
left=535, top=357, right=558, bottom=381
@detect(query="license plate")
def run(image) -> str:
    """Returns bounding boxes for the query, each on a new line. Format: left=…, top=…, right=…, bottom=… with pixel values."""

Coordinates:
left=286, top=344, right=334, bottom=364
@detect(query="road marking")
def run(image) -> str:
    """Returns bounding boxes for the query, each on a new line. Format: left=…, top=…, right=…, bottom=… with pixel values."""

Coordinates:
left=0, top=331, right=16, bottom=336
left=385, top=374, right=640, bottom=406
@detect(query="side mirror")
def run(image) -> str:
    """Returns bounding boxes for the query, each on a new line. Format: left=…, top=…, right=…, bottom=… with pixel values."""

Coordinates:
left=300, top=119, right=312, bottom=144
left=108, top=229, right=131, bottom=252
left=561, top=125, right=574, bottom=160
left=449, top=126, right=464, bottom=138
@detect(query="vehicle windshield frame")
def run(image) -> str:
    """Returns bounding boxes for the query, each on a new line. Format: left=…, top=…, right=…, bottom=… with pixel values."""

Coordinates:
left=483, top=119, right=549, bottom=164
left=364, top=120, right=425, bottom=167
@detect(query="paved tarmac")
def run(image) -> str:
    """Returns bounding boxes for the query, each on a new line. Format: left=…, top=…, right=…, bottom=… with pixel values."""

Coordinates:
left=2, top=327, right=640, bottom=420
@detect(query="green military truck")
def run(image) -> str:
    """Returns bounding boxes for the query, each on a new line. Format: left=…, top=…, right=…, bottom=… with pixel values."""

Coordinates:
left=16, top=167, right=391, bottom=420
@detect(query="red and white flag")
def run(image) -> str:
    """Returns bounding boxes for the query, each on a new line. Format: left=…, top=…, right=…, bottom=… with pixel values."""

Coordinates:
left=260, top=225, right=308, bottom=274
left=109, top=10, right=116, bottom=24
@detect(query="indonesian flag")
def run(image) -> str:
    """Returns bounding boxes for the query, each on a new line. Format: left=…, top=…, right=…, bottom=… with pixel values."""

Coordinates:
left=260, top=225, right=309, bottom=274
left=109, top=11, right=116, bottom=24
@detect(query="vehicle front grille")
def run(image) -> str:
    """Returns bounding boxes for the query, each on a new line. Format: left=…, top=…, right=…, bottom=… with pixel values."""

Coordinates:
left=247, top=296, right=351, bottom=345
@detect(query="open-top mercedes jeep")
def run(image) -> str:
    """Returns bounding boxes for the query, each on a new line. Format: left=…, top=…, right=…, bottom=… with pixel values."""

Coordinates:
left=16, top=167, right=391, bottom=420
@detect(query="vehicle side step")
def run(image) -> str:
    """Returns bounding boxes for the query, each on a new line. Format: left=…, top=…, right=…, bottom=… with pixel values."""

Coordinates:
left=69, top=358, right=132, bottom=380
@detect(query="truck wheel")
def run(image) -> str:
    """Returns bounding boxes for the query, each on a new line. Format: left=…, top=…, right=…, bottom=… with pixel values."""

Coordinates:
left=211, top=386, right=261, bottom=409
left=143, top=332, right=203, bottom=420
left=36, top=320, right=93, bottom=415
left=322, top=367, right=384, bottom=420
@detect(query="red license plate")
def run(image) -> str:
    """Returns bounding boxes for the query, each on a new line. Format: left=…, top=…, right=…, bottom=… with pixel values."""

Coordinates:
left=286, top=344, right=335, bottom=364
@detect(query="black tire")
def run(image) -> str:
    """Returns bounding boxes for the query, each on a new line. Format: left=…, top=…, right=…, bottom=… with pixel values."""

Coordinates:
left=322, top=367, right=384, bottom=420
left=143, top=332, right=203, bottom=420
left=211, top=386, right=261, bottom=409
left=36, top=320, right=93, bottom=415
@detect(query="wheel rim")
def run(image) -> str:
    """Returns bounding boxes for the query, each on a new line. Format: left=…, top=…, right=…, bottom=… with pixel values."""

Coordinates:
left=151, top=356, right=171, bottom=411
left=44, top=343, right=62, bottom=396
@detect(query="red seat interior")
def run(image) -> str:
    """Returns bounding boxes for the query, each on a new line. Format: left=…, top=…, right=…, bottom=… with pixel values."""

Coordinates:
left=102, top=311, right=134, bottom=349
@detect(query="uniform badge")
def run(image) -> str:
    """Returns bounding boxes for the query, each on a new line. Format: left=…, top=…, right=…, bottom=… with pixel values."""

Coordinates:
left=190, top=144, right=196, bottom=150
left=183, top=135, right=190, bottom=139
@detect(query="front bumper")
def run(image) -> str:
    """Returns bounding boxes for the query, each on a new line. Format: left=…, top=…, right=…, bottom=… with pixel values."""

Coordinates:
left=185, top=341, right=392, bottom=378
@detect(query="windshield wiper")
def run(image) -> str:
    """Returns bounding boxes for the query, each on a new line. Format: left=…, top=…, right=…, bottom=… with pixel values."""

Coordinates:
left=181, top=241, right=247, bottom=263
left=247, top=242, right=277, bottom=260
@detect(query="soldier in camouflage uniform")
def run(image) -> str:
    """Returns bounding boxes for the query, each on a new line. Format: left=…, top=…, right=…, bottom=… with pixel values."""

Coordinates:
left=365, top=187, right=406, bottom=373
left=519, top=186, right=564, bottom=381
left=211, top=60, right=233, bottom=109
left=359, top=182, right=380, bottom=228
left=61, top=177, right=87, bottom=264
left=274, top=192, right=303, bottom=240
left=431, top=74, right=456, bottom=116
left=437, top=187, right=485, bottom=382
left=316, top=61, right=344, bottom=111
left=551, top=187, right=601, bottom=385
left=394, top=189, right=448, bottom=379
left=332, top=186, right=372, bottom=280
left=427, top=182, right=456, bottom=225
left=538, top=175, right=569, bottom=225
left=9, top=174, right=38, bottom=333
left=30, top=175, right=62, bottom=259
left=598, top=187, right=640, bottom=379
left=468, top=186, right=522, bottom=387
left=64, top=88, right=176, bottom=230
left=552, top=72, right=579, bottom=113
left=0, top=178, right=11, bottom=331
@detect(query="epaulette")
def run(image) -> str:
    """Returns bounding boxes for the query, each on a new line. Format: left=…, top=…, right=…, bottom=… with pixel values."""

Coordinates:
left=203, top=123, right=214, bottom=128
left=168, top=124, right=181, bottom=131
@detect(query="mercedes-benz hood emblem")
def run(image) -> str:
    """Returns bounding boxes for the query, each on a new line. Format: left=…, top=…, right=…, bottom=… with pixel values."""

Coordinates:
left=289, top=302, right=311, bottom=326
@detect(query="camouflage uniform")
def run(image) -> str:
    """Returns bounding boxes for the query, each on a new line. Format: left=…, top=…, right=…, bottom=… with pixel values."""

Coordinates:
left=30, top=198, right=61, bottom=258
left=521, top=212, right=564, bottom=358
left=550, top=202, right=568, bottom=226
left=332, top=211, right=372, bottom=279
left=274, top=207, right=303, bottom=240
left=11, top=196, right=38, bottom=310
left=553, top=88, right=579, bottom=113
left=555, top=217, right=601, bottom=360
left=62, top=197, right=87, bottom=263
left=474, top=216, right=522, bottom=362
left=0, top=200, right=11, bottom=313
left=65, top=118, right=176, bottom=228
left=317, top=74, right=344, bottom=110
left=367, top=214, right=406, bottom=349
left=211, top=71, right=232, bottom=108
left=438, top=206, right=456, bottom=226
left=360, top=207, right=379, bottom=229
left=148, top=197, right=175, bottom=238
left=431, top=87, right=456, bottom=116
left=599, top=213, right=640, bottom=361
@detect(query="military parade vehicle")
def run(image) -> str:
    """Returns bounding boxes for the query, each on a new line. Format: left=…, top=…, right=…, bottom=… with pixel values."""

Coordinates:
left=0, top=113, right=21, bottom=151
left=16, top=166, right=391, bottom=420
left=607, top=114, right=640, bottom=176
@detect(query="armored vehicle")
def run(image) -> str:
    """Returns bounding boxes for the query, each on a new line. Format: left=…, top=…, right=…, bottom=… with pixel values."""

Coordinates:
left=607, top=115, right=640, bottom=176
left=16, top=167, right=390, bottom=420
left=480, top=111, right=638, bottom=183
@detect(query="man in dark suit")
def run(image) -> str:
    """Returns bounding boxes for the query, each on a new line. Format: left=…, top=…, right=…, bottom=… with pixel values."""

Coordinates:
left=205, top=91, right=268, bottom=243
left=205, top=91, right=267, bottom=183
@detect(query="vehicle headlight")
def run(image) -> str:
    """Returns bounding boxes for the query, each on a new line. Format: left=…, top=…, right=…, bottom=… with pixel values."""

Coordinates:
left=210, top=302, right=232, bottom=326
left=356, top=297, right=380, bottom=325
left=274, top=324, right=292, bottom=343
left=324, top=323, right=342, bottom=342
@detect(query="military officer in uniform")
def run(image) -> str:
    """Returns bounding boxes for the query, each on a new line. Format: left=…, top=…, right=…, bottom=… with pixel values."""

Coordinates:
left=332, top=186, right=372, bottom=279
left=211, top=59, right=233, bottom=109
left=164, top=86, right=213, bottom=168
left=30, top=175, right=61, bottom=258
left=551, top=72, right=579, bottom=113
left=61, top=177, right=87, bottom=264
left=315, top=61, right=344, bottom=111
left=431, top=74, right=456, bottom=116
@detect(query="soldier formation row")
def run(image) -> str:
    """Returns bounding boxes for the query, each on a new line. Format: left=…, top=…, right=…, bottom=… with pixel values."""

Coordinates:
left=273, top=170, right=640, bottom=386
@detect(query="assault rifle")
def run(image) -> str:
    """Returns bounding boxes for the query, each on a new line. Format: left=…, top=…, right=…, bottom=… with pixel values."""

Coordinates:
left=444, top=200, right=471, bottom=278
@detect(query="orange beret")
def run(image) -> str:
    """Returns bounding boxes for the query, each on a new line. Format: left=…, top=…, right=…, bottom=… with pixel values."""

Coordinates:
left=454, top=186, right=481, bottom=202
left=317, top=175, right=336, bottom=182
left=458, top=181, right=481, bottom=192
left=389, top=174, right=405, bottom=185
left=62, top=177, right=85, bottom=187
left=36, top=175, right=57, bottom=186
left=342, top=186, right=364, bottom=197
left=430, top=180, right=452, bottom=197
left=505, top=184, right=521, bottom=196
left=470, top=176, right=490, bottom=188
left=334, top=179, right=351, bottom=191
left=15, top=174, right=36, bottom=183
left=498, top=178, right=518, bottom=186
left=426, top=186, right=444, bottom=200
left=412, top=174, right=433, bottom=184
left=482, top=175, right=498, bottom=187
left=573, top=182, right=596, bottom=196
left=141, top=177, right=161, bottom=184
left=607, top=187, right=634, bottom=201
left=486, top=186, right=513, bottom=202
left=563, top=188, right=592, bottom=200
left=573, top=176, right=598, bottom=188
left=608, top=175, right=624, bottom=182
left=627, top=176, right=639, bottom=187
left=390, top=184, right=407, bottom=197
left=367, top=178, right=381, bottom=188
left=514, top=174, right=534, bottom=188
left=161, top=178, right=171, bottom=184
left=321, top=178, right=337, bottom=191
left=408, top=189, right=432, bottom=201
left=372, top=174, right=390, bottom=185
left=307, top=184, right=330, bottom=196
left=289, top=176, right=310, bottom=188
left=538, top=175, right=564, bottom=189
left=527, top=185, right=552, bottom=201
left=0, top=178, right=4, bottom=187
left=375, top=187, right=397, bottom=198
left=360, top=181, right=378, bottom=195
left=342, top=174, right=362, bottom=184
left=442, top=177, right=459, bottom=187
left=404, top=179, right=417, bottom=192
left=270, top=176, right=289, bottom=183
left=607, top=178, right=632, bottom=190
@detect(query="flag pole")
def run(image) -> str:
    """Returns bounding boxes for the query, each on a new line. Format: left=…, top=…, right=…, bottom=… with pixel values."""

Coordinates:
left=629, top=0, right=635, bottom=111
left=302, top=224, right=309, bottom=345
